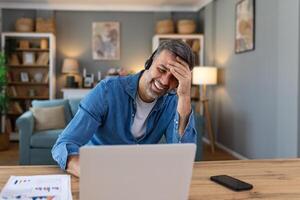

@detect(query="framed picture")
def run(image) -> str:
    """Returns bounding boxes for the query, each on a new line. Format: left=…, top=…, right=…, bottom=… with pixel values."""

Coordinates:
left=20, top=72, right=29, bottom=82
left=23, top=52, right=35, bottom=65
left=235, top=0, right=255, bottom=53
left=92, top=21, right=120, bottom=60
left=83, top=74, right=94, bottom=88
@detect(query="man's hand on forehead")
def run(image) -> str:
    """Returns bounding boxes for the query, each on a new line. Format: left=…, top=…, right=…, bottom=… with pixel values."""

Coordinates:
left=166, top=57, right=190, bottom=71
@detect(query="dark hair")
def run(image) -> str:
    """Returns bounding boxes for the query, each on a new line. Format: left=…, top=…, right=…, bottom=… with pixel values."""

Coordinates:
left=145, top=40, right=195, bottom=70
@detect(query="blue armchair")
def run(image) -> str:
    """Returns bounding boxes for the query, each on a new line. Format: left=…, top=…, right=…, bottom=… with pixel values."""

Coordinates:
left=16, top=99, right=81, bottom=165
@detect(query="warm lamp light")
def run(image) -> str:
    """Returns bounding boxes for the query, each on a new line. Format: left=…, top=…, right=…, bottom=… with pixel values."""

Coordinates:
left=192, top=66, right=217, bottom=85
left=62, top=58, right=79, bottom=88
left=192, top=66, right=218, bottom=154
left=62, top=58, right=79, bottom=74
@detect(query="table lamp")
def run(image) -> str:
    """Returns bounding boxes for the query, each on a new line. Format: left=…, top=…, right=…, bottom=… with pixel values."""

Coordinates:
left=62, top=58, right=79, bottom=88
left=192, top=66, right=217, bottom=153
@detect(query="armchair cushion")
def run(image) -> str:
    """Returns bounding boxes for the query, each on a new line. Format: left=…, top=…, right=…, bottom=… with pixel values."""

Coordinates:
left=30, top=129, right=64, bottom=148
left=30, top=106, right=66, bottom=131
left=32, top=99, right=72, bottom=123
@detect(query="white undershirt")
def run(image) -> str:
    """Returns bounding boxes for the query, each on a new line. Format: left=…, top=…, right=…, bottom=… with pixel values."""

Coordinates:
left=131, top=94, right=157, bottom=139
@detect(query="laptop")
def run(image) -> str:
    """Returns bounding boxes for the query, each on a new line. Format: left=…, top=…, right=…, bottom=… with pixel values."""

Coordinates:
left=80, top=143, right=196, bottom=200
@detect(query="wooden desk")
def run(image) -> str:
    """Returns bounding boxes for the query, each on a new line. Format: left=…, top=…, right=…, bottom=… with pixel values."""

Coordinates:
left=0, top=159, right=300, bottom=199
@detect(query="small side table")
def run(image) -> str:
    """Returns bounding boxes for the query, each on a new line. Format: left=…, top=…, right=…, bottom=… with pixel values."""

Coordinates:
left=61, top=88, right=92, bottom=99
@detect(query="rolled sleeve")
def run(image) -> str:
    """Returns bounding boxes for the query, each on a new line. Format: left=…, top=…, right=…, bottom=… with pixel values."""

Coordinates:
left=51, top=107, right=101, bottom=169
left=165, top=110, right=197, bottom=144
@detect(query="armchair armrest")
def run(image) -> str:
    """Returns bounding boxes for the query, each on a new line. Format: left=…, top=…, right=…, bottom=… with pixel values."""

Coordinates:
left=16, top=111, right=34, bottom=165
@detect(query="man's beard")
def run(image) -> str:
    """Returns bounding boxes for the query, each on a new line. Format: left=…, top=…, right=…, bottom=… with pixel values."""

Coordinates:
left=145, top=78, right=160, bottom=100
left=143, top=72, right=168, bottom=100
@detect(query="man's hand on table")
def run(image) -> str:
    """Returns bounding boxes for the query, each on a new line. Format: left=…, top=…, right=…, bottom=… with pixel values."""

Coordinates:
left=66, top=155, right=80, bottom=178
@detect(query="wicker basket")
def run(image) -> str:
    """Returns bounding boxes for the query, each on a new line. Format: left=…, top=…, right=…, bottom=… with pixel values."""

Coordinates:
left=177, top=20, right=196, bottom=34
left=15, top=18, right=34, bottom=32
left=36, top=17, right=56, bottom=34
left=156, top=19, right=175, bottom=34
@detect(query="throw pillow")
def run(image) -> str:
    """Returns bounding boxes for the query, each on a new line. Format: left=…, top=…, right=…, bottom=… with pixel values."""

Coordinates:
left=32, top=99, right=72, bottom=123
left=30, top=105, right=66, bottom=131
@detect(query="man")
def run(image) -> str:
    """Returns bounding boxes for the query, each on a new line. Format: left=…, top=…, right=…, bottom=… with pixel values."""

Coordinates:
left=52, top=40, right=197, bottom=177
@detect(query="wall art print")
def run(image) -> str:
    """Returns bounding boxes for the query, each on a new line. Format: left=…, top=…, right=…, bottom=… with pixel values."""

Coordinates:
left=92, top=21, right=120, bottom=60
left=235, top=0, right=255, bottom=53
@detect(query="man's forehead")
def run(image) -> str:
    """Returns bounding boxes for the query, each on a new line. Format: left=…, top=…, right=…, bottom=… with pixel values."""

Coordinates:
left=156, top=50, right=176, bottom=63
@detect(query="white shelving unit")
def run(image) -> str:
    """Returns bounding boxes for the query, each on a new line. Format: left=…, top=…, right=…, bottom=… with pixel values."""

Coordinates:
left=1, top=32, right=56, bottom=99
left=1, top=32, right=56, bottom=140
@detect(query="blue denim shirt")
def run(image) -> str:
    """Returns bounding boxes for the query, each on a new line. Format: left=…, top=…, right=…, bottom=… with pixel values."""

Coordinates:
left=52, top=71, right=197, bottom=170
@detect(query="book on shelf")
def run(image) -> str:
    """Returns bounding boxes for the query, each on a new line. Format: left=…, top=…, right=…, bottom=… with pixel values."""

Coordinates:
left=36, top=52, right=49, bottom=66
left=43, top=72, right=49, bottom=83
left=6, top=71, right=13, bottom=82
left=19, top=40, right=30, bottom=49
left=9, top=86, right=17, bottom=97
left=14, top=102, right=23, bottom=114
left=8, top=102, right=24, bottom=115
left=8, top=53, right=20, bottom=66
left=5, top=118, right=12, bottom=134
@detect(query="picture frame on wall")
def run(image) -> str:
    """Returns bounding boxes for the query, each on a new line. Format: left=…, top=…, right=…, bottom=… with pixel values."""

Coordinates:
left=235, top=0, right=255, bottom=53
left=23, top=52, right=35, bottom=65
left=92, top=21, right=120, bottom=60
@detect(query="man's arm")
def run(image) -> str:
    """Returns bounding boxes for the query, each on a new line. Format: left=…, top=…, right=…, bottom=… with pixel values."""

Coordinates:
left=51, top=80, right=108, bottom=173
left=177, top=96, right=191, bottom=135
left=164, top=57, right=197, bottom=143
left=169, top=56, right=192, bottom=135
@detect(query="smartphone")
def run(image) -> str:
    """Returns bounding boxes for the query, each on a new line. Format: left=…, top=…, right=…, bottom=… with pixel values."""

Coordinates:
left=210, top=175, right=253, bottom=191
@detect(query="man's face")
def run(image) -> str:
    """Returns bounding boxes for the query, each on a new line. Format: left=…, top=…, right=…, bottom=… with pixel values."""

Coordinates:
left=142, top=50, right=179, bottom=100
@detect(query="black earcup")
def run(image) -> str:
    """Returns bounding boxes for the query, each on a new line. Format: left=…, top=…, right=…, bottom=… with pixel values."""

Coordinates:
left=145, top=50, right=157, bottom=69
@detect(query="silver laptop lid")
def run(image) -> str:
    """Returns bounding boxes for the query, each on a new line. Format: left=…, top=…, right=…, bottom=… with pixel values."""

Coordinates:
left=80, top=143, right=196, bottom=200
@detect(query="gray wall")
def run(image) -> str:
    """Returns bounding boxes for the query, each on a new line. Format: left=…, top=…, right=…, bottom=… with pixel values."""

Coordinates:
left=2, top=9, right=201, bottom=97
left=54, top=11, right=155, bottom=94
left=202, top=0, right=299, bottom=158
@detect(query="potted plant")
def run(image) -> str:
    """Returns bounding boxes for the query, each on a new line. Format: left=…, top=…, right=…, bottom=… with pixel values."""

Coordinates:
left=0, top=52, right=9, bottom=150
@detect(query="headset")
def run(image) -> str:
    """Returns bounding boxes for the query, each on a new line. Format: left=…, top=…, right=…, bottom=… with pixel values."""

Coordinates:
left=144, top=50, right=157, bottom=70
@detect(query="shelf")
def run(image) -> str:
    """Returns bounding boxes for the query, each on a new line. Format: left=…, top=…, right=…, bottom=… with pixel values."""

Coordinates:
left=8, top=82, right=48, bottom=86
left=7, top=112, right=22, bottom=116
left=16, top=48, right=49, bottom=52
left=8, top=64, right=49, bottom=68
left=9, top=96, right=49, bottom=100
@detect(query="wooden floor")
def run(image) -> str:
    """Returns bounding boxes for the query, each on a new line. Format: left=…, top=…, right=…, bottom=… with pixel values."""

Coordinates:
left=0, top=142, right=19, bottom=165
left=203, top=142, right=237, bottom=161
left=0, top=141, right=237, bottom=166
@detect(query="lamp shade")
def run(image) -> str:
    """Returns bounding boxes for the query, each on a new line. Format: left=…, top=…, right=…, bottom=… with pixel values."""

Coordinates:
left=62, top=58, right=79, bottom=74
left=192, top=66, right=217, bottom=85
